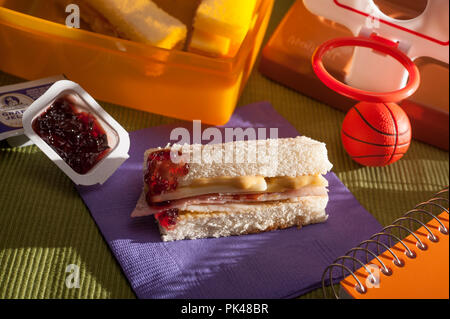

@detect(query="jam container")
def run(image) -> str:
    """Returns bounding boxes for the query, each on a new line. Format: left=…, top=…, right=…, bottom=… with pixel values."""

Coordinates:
left=22, top=80, right=130, bottom=185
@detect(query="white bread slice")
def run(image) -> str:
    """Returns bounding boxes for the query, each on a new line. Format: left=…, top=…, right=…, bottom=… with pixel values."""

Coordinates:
left=144, top=136, right=333, bottom=186
left=86, top=0, right=187, bottom=49
left=158, top=195, right=328, bottom=241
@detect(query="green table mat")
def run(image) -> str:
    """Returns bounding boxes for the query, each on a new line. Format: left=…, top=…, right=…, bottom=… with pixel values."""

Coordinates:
left=0, top=0, right=448, bottom=299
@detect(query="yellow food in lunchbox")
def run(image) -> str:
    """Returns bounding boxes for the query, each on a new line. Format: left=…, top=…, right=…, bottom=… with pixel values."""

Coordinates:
left=190, top=0, right=258, bottom=56
left=189, top=29, right=231, bottom=56
left=79, top=0, right=188, bottom=49
left=1, top=0, right=258, bottom=57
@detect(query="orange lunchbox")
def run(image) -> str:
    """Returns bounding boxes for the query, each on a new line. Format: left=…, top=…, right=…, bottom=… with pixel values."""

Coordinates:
left=0, top=0, right=274, bottom=125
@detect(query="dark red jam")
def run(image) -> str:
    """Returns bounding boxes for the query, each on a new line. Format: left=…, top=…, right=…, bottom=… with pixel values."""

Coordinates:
left=32, top=97, right=110, bottom=174
left=155, top=209, right=179, bottom=230
left=144, top=149, right=189, bottom=229
left=144, top=150, right=189, bottom=201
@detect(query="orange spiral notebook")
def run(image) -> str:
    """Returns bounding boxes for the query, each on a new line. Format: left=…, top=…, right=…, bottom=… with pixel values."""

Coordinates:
left=322, top=188, right=449, bottom=299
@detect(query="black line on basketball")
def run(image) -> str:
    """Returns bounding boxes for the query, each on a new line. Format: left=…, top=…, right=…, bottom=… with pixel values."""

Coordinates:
left=383, top=103, right=399, bottom=165
left=352, top=153, right=406, bottom=159
left=342, top=130, right=410, bottom=147
left=352, top=105, right=410, bottom=137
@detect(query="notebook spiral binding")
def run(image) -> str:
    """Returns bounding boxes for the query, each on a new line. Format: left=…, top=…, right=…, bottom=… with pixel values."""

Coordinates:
left=322, top=186, right=449, bottom=298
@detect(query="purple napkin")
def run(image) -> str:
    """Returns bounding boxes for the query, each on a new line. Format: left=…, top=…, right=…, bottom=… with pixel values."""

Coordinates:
left=76, top=102, right=382, bottom=299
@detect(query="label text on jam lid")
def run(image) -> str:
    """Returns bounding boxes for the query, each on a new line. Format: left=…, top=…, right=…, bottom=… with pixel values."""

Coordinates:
left=0, top=76, right=65, bottom=141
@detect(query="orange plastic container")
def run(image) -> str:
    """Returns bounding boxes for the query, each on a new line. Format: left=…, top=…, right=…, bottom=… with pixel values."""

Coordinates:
left=259, top=0, right=449, bottom=150
left=0, top=0, right=274, bottom=125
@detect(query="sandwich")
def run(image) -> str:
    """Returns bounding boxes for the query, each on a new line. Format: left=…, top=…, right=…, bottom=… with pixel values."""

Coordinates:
left=131, top=136, right=333, bottom=241
left=58, top=0, right=188, bottom=49
left=55, top=0, right=258, bottom=56
left=85, top=0, right=259, bottom=56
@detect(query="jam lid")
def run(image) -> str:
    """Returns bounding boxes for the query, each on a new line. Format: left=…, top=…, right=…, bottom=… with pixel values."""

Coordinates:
left=22, top=80, right=130, bottom=185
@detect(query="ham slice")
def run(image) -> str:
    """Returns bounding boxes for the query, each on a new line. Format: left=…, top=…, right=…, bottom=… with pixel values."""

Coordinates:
left=131, top=186, right=327, bottom=217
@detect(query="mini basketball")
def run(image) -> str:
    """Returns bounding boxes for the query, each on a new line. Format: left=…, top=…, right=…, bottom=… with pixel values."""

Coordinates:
left=341, top=102, right=412, bottom=167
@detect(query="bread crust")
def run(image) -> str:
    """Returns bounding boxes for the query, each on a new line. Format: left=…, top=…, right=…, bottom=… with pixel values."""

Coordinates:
left=140, top=137, right=332, bottom=241
left=157, top=195, right=329, bottom=241
left=144, top=136, right=333, bottom=186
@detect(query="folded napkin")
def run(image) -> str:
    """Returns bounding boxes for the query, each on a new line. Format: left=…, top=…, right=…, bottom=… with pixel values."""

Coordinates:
left=76, top=102, right=381, bottom=298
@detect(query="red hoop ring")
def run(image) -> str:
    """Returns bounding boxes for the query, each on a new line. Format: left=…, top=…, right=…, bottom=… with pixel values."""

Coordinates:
left=312, top=37, right=420, bottom=103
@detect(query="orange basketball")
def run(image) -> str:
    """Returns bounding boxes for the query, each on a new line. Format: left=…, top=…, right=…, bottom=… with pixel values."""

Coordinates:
left=341, top=102, right=411, bottom=166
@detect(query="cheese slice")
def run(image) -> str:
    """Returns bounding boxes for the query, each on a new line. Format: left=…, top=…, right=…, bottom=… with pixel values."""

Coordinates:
left=150, top=175, right=328, bottom=202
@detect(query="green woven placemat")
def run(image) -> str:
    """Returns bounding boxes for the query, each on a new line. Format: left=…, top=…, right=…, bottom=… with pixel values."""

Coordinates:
left=0, top=0, right=448, bottom=299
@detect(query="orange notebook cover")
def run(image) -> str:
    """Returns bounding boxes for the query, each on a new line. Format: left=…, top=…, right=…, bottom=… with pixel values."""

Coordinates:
left=341, top=212, right=449, bottom=299
left=322, top=187, right=449, bottom=299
